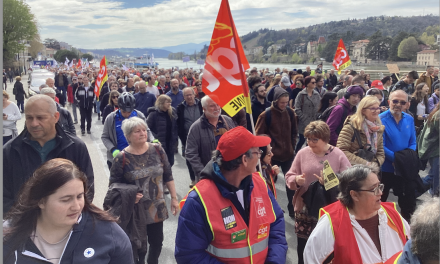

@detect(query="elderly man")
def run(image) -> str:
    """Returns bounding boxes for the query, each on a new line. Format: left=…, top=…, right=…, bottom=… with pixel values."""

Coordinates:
left=46, top=77, right=65, bottom=106
left=385, top=198, right=439, bottom=264
left=327, top=69, right=338, bottom=90
left=102, top=92, right=154, bottom=169
left=176, top=87, right=203, bottom=187
left=75, top=76, right=95, bottom=135
left=185, top=95, right=236, bottom=182
left=166, top=79, right=184, bottom=108
left=3, top=95, right=94, bottom=214
left=176, top=126, right=288, bottom=263
left=157, top=75, right=170, bottom=94
left=173, top=71, right=187, bottom=90
left=123, top=78, right=135, bottom=93
left=134, top=80, right=156, bottom=117
left=40, top=88, right=76, bottom=135
left=380, top=90, right=418, bottom=221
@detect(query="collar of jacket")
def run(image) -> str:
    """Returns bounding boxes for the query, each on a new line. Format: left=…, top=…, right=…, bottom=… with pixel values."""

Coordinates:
left=183, top=98, right=200, bottom=107
left=251, top=96, right=267, bottom=105
left=201, top=113, right=221, bottom=129
left=13, top=124, right=74, bottom=152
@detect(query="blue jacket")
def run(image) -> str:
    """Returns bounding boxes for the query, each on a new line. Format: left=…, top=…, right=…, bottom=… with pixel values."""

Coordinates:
left=134, top=91, right=156, bottom=117
left=379, top=110, right=417, bottom=173
left=174, top=161, right=287, bottom=264
left=4, top=211, right=134, bottom=264
left=398, top=240, right=421, bottom=264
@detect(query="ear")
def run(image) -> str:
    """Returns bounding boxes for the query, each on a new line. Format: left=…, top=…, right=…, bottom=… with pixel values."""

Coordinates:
left=38, top=198, right=46, bottom=210
left=350, top=190, right=360, bottom=203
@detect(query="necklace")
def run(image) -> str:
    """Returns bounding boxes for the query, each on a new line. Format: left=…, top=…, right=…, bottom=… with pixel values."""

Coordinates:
left=35, top=228, right=72, bottom=245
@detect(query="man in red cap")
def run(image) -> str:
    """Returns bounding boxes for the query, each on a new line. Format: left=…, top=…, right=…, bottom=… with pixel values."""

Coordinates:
left=175, top=126, right=287, bottom=264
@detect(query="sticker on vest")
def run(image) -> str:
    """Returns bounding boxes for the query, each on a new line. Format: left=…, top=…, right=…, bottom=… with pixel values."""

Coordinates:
left=257, top=223, right=269, bottom=239
left=254, top=197, right=266, bottom=218
left=231, top=229, right=246, bottom=243
left=221, top=206, right=237, bottom=230
left=84, top=248, right=95, bottom=258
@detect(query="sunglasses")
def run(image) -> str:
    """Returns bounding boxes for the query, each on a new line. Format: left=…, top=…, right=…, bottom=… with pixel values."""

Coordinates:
left=391, top=100, right=407, bottom=106
left=112, top=96, right=119, bottom=99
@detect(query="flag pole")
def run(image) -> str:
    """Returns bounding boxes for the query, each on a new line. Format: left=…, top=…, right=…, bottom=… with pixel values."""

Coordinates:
left=224, top=0, right=263, bottom=173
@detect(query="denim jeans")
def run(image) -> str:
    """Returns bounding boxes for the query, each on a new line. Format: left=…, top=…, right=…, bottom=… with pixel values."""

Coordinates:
left=16, top=100, right=24, bottom=112
left=71, top=103, right=78, bottom=122
left=96, top=100, right=101, bottom=115
left=295, top=134, right=306, bottom=153
left=423, top=157, right=439, bottom=196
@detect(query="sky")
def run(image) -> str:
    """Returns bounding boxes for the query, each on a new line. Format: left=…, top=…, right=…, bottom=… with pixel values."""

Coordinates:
left=27, top=0, right=438, bottom=50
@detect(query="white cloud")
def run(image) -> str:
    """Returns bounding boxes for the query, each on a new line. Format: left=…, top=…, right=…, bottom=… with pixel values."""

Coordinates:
left=27, top=0, right=438, bottom=49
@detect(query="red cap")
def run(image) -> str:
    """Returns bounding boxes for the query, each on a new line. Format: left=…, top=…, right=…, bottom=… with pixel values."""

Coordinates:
left=217, top=126, right=271, bottom=161
left=371, top=80, right=384, bottom=90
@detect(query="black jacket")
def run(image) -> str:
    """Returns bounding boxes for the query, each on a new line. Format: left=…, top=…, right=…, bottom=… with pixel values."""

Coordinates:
left=176, top=99, right=203, bottom=145
left=301, top=181, right=339, bottom=219
left=393, top=149, right=425, bottom=197
left=75, top=84, right=95, bottom=109
left=3, top=125, right=94, bottom=214
left=102, top=104, right=117, bottom=124
left=328, top=74, right=338, bottom=89
left=100, top=88, right=123, bottom=113
left=54, top=74, right=68, bottom=88
left=4, top=211, right=134, bottom=264
left=146, top=106, right=178, bottom=154
left=13, top=81, right=26, bottom=101
left=103, top=183, right=147, bottom=260
left=251, top=96, right=271, bottom=124
left=57, top=103, right=76, bottom=135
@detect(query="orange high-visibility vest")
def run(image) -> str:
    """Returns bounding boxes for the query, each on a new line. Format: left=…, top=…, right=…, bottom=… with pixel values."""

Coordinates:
left=179, top=172, right=276, bottom=264
left=319, top=201, right=407, bottom=264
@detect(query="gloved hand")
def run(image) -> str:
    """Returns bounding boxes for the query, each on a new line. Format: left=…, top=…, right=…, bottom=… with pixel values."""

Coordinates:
left=112, top=149, right=120, bottom=158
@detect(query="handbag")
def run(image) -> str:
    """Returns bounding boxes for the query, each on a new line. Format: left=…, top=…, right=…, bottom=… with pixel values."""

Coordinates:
left=349, top=123, right=375, bottom=162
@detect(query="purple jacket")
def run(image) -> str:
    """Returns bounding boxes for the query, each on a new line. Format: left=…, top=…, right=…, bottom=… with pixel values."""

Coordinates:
left=326, top=98, right=355, bottom=145
left=428, top=93, right=439, bottom=113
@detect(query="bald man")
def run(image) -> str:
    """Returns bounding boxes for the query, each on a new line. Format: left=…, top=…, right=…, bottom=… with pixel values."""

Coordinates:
left=3, top=95, right=94, bottom=214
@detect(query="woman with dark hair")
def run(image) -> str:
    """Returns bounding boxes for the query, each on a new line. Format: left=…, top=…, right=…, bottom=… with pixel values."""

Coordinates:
left=364, top=73, right=372, bottom=88
left=193, top=80, right=205, bottom=99
left=3, top=158, right=134, bottom=264
left=289, top=78, right=304, bottom=108
left=146, top=95, right=178, bottom=166
left=258, top=137, right=280, bottom=198
left=294, top=76, right=321, bottom=153
left=102, top=90, right=120, bottom=124
left=305, top=164, right=409, bottom=264
left=316, top=92, right=338, bottom=121
left=289, top=70, right=296, bottom=84
left=409, top=82, right=430, bottom=131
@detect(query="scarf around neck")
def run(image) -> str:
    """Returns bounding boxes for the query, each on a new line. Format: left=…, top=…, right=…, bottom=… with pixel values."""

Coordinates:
left=362, top=119, right=380, bottom=154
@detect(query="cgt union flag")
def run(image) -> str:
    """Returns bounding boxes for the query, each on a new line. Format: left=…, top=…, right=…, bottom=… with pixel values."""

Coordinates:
left=202, top=0, right=251, bottom=116
left=94, top=56, right=108, bottom=99
left=332, top=39, right=351, bottom=74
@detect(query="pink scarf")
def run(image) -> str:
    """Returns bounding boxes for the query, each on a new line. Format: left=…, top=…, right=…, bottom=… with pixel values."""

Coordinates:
left=362, top=119, right=380, bottom=154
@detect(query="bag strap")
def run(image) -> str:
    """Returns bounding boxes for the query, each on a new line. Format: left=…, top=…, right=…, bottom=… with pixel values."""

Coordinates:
left=265, top=107, right=272, bottom=127
left=121, top=150, right=126, bottom=169
left=349, top=123, right=364, bottom=149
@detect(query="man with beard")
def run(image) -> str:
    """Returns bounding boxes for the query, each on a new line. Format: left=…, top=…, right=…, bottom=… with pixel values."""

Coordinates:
left=380, top=90, right=417, bottom=221
left=327, top=69, right=338, bottom=91
left=123, top=77, right=135, bottom=93
left=166, top=79, right=184, bottom=108
left=251, top=84, right=270, bottom=124
left=185, top=95, right=236, bottom=182
left=184, top=71, right=196, bottom=86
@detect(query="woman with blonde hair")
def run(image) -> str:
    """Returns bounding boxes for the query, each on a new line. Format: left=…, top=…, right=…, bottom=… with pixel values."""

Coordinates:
left=146, top=95, right=178, bottom=166
left=337, top=95, right=385, bottom=167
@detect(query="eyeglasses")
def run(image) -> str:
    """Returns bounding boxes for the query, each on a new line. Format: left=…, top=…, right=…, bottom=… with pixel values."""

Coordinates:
left=391, top=100, right=407, bottom=106
left=112, top=96, right=119, bottom=99
left=196, top=84, right=202, bottom=86
left=357, top=183, right=384, bottom=195
left=306, top=137, right=319, bottom=143
left=366, top=107, right=381, bottom=112
left=251, top=150, right=263, bottom=158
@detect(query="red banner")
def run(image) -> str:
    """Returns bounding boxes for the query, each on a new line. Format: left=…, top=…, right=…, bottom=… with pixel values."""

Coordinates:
left=332, top=39, right=352, bottom=74
left=94, top=56, right=108, bottom=99
left=202, top=0, right=251, bottom=116
left=76, top=59, right=82, bottom=68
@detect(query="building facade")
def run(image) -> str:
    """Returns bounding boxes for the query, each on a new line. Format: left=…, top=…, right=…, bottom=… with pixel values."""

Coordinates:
left=417, top=50, right=439, bottom=66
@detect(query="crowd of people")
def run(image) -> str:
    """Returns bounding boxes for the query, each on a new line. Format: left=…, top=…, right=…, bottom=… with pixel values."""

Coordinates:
left=2, top=63, right=439, bottom=264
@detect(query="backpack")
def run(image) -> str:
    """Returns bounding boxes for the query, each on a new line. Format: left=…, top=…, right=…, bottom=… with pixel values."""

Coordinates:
left=265, top=106, right=295, bottom=127
left=322, top=103, right=350, bottom=134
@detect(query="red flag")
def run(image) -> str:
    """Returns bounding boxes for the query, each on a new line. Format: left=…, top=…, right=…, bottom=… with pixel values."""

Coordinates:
left=332, top=39, right=352, bottom=74
left=94, top=56, right=108, bottom=98
left=202, top=0, right=251, bottom=116
left=76, top=59, right=82, bottom=68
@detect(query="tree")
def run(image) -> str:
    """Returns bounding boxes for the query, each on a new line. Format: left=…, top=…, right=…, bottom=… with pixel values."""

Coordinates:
left=398, top=36, right=419, bottom=61
left=54, top=50, right=78, bottom=62
left=43, top=38, right=60, bottom=50
left=291, top=53, right=303, bottom=64
left=28, top=36, right=44, bottom=59
left=271, top=51, right=278, bottom=62
left=81, top=54, right=94, bottom=61
left=308, top=35, right=318, bottom=42
left=3, top=0, right=39, bottom=64
left=320, top=37, right=340, bottom=62
left=366, top=30, right=392, bottom=60
left=388, top=31, right=409, bottom=61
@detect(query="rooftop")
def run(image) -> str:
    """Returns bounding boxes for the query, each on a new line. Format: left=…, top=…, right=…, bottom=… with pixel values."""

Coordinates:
left=417, top=49, right=438, bottom=54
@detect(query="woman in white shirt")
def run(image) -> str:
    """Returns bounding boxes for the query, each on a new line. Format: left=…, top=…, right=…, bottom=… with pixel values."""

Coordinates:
left=3, top=90, right=21, bottom=144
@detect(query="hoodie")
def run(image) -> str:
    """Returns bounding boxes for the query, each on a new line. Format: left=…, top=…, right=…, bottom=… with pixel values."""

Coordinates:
left=326, top=98, right=355, bottom=146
